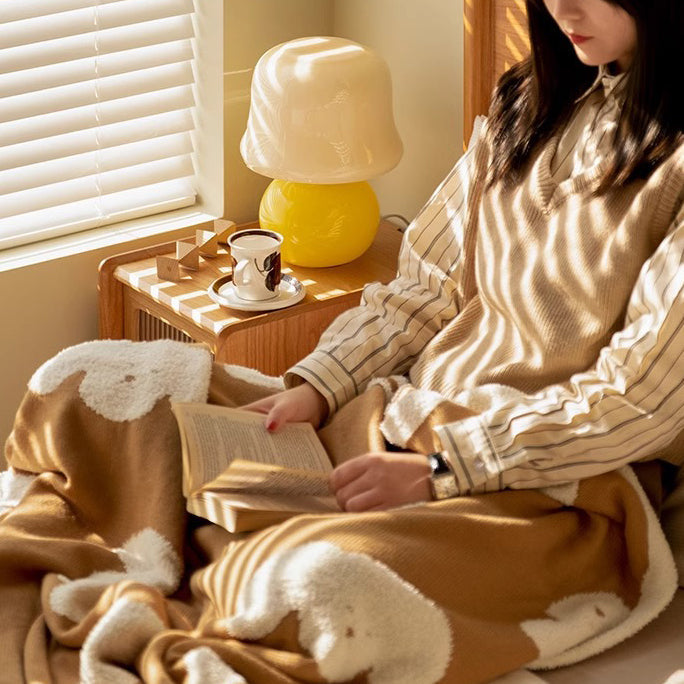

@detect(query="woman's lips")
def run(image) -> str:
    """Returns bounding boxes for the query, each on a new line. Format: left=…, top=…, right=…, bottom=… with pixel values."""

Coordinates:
left=568, top=33, right=591, bottom=45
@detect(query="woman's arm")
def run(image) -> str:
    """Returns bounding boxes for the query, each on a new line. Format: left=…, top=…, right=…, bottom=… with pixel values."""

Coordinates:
left=284, top=135, right=490, bottom=416
left=436, top=204, right=684, bottom=493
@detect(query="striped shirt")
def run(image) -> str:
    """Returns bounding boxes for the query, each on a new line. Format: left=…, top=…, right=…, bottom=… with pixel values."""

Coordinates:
left=286, top=77, right=684, bottom=495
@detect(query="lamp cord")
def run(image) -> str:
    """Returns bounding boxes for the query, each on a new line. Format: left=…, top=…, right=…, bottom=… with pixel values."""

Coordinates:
left=381, top=213, right=411, bottom=232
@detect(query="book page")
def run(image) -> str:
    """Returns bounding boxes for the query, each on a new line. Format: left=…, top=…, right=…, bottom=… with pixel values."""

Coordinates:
left=193, top=490, right=338, bottom=516
left=187, top=489, right=339, bottom=533
left=172, top=403, right=331, bottom=494
left=200, top=459, right=332, bottom=498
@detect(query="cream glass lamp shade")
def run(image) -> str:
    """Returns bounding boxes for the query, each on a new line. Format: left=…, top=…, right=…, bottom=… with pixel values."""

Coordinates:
left=240, top=37, right=403, bottom=267
left=240, top=36, right=403, bottom=183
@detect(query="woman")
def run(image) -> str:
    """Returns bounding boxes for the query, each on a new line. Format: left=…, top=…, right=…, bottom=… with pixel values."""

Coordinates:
left=2, top=1, right=682, bottom=682
left=246, top=0, right=683, bottom=511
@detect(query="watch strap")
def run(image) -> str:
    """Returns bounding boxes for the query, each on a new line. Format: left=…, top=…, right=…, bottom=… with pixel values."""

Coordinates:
left=427, top=452, right=458, bottom=500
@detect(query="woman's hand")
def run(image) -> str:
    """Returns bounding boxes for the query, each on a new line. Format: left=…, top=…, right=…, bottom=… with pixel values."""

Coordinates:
left=330, top=452, right=432, bottom=512
left=241, top=382, right=329, bottom=431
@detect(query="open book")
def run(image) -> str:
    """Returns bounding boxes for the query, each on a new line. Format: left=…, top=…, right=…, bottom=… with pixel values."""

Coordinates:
left=171, top=403, right=339, bottom=532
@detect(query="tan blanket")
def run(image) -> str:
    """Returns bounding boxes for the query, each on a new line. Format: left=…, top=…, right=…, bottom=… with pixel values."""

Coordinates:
left=0, top=340, right=678, bottom=684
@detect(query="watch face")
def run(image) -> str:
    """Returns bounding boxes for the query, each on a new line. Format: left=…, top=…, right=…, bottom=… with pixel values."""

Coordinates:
left=428, top=453, right=451, bottom=476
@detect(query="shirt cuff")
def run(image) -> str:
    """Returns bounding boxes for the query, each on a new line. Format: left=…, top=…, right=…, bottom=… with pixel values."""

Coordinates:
left=434, top=415, right=503, bottom=493
left=284, top=350, right=359, bottom=415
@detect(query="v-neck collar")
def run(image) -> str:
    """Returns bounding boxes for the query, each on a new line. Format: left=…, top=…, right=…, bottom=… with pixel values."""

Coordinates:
left=531, top=131, right=611, bottom=213
left=530, top=66, right=627, bottom=213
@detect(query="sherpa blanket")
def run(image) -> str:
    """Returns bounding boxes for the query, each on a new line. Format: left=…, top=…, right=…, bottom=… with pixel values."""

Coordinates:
left=0, top=340, right=678, bottom=684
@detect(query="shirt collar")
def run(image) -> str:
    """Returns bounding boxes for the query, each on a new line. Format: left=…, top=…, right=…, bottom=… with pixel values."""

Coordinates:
left=575, top=65, right=627, bottom=103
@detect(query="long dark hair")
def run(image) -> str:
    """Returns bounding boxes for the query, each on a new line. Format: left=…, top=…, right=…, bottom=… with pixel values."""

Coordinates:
left=487, top=0, right=682, bottom=191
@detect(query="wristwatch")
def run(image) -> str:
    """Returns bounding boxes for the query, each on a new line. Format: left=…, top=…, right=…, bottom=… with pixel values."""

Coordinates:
left=427, top=452, right=459, bottom=500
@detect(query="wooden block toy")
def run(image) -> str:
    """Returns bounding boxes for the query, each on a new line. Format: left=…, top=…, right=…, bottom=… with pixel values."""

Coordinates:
left=155, top=241, right=199, bottom=281
left=195, top=219, right=236, bottom=257
left=213, top=219, right=236, bottom=244
left=155, top=255, right=182, bottom=281
left=196, top=229, right=220, bottom=257
left=155, top=218, right=237, bottom=280
left=176, top=239, right=200, bottom=270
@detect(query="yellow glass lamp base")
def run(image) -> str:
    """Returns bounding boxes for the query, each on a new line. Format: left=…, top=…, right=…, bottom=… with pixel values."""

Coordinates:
left=258, top=180, right=380, bottom=267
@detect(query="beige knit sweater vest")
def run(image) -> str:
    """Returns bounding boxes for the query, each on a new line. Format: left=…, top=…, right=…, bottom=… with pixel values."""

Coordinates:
left=410, top=136, right=684, bottom=464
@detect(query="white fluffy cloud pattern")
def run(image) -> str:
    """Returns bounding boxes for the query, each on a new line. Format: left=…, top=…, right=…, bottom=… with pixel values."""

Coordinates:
left=29, top=339, right=212, bottom=422
left=224, top=541, right=452, bottom=684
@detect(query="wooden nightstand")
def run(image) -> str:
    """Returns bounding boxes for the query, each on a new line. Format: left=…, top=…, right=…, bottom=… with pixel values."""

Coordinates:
left=98, top=220, right=403, bottom=376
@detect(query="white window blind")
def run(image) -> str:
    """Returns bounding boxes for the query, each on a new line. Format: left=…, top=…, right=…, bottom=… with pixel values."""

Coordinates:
left=0, top=0, right=201, bottom=251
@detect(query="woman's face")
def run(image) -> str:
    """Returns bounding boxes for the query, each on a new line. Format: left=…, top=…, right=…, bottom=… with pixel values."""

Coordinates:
left=543, top=0, right=637, bottom=72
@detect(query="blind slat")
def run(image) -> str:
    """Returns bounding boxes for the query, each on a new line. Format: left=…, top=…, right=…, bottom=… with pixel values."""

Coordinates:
left=0, top=0, right=126, bottom=25
left=0, top=132, right=194, bottom=196
left=0, top=14, right=194, bottom=74
left=0, top=40, right=193, bottom=99
left=1, top=62, right=194, bottom=125
left=0, top=0, right=193, bottom=50
left=0, top=179, right=196, bottom=250
left=0, top=86, right=195, bottom=148
left=0, top=110, right=194, bottom=172
left=0, top=156, right=195, bottom=220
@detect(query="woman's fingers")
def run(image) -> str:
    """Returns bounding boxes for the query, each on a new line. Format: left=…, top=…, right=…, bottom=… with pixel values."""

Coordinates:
left=343, top=487, right=385, bottom=512
left=264, top=399, right=297, bottom=431
left=240, top=396, right=275, bottom=415
left=329, top=455, right=370, bottom=491
left=330, top=452, right=432, bottom=512
left=331, top=462, right=378, bottom=510
left=239, top=383, right=328, bottom=431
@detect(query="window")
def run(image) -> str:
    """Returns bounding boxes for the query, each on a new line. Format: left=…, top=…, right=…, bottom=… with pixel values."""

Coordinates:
left=0, top=0, right=223, bottom=252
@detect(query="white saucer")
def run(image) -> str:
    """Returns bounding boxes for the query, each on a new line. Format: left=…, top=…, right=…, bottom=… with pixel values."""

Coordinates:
left=208, top=273, right=306, bottom=312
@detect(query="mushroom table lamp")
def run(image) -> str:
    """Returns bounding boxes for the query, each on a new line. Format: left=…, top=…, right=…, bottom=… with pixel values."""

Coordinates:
left=240, top=36, right=403, bottom=267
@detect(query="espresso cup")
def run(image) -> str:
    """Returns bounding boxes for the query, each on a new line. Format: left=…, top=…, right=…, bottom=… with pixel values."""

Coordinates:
left=228, top=229, right=283, bottom=301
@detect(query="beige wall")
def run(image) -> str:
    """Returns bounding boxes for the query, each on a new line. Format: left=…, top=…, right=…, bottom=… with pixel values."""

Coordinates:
left=0, top=0, right=464, bottom=457
left=334, top=0, right=463, bottom=225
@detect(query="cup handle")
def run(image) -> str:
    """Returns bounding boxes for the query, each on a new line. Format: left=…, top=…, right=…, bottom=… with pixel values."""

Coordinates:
left=233, top=258, right=252, bottom=287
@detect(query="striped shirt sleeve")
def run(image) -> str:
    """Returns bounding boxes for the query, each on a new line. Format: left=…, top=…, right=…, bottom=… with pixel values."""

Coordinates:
left=285, top=136, right=488, bottom=413
left=436, top=202, right=684, bottom=493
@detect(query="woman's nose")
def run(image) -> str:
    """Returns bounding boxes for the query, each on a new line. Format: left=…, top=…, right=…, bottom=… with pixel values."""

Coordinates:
left=546, top=0, right=583, bottom=22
